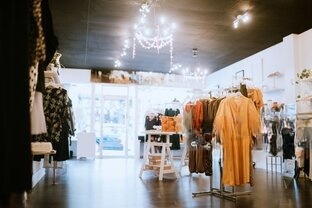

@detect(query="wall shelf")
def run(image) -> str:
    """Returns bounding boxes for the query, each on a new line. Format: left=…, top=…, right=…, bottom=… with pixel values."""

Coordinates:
left=267, top=71, right=283, bottom=78
left=264, top=88, right=285, bottom=93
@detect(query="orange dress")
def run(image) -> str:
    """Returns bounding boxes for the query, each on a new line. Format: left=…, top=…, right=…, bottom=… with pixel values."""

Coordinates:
left=248, top=88, right=264, bottom=114
left=192, top=100, right=203, bottom=132
left=214, top=93, right=260, bottom=186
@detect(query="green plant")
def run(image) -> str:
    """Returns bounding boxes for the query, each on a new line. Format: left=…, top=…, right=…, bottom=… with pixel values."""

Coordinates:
left=297, top=68, right=312, bottom=79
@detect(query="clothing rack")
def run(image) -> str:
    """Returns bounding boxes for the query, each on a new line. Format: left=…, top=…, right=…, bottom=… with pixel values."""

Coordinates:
left=192, top=143, right=252, bottom=202
left=191, top=89, right=261, bottom=201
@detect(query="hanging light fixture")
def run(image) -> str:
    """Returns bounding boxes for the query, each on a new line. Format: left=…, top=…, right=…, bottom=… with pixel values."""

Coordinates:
left=132, top=1, right=176, bottom=66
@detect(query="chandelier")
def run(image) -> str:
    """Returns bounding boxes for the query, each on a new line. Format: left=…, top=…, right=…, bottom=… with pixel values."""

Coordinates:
left=132, top=1, right=176, bottom=66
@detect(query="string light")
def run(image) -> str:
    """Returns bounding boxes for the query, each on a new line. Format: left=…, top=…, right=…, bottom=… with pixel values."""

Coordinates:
left=170, top=48, right=209, bottom=78
left=113, top=1, right=176, bottom=70
left=133, top=2, right=176, bottom=67
left=113, top=39, right=130, bottom=68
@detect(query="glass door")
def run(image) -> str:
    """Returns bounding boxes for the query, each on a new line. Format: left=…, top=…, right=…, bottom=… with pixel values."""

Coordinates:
left=95, top=96, right=128, bottom=157
left=64, top=83, right=135, bottom=158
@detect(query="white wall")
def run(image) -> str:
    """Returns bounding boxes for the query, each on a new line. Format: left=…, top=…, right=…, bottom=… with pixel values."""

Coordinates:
left=205, top=28, right=312, bottom=105
left=296, top=28, right=312, bottom=73
left=59, top=68, right=91, bottom=83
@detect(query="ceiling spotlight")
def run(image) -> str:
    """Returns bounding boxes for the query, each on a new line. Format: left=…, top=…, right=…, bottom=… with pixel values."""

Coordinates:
left=233, top=19, right=239, bottom=29
left=192, top=48, right=198, bottom=57
left=233, top=12, right=250, bottom=28
left=242, top=13, right=250, bottom=23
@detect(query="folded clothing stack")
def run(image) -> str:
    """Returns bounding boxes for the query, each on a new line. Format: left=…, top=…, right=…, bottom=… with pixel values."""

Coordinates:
left=31, top=142, right=53, bottom=153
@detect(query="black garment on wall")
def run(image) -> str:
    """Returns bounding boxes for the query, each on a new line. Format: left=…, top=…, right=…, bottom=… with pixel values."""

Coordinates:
left=269, top=121, right=278, bottom=156
left=281, top=128, right=295, bottom=161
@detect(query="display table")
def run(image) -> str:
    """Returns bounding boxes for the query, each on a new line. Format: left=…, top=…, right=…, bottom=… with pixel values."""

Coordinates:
left=139, top=131, right=179, bottom=180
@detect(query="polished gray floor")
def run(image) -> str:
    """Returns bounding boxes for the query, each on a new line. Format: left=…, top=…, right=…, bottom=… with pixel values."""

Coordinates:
left=26, top=158, right=312, bottom=208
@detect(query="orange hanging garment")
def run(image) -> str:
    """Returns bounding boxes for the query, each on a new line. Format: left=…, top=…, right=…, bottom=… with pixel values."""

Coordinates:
left=214, top=93, right=260, bottom=186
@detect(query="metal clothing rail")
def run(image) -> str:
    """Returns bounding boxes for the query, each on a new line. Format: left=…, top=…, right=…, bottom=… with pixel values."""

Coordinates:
left=192, top=152, right=252, bottom=202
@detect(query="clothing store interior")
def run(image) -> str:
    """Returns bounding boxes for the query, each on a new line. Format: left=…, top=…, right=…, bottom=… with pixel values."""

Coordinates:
left=2, top=0, right=312, bottom=207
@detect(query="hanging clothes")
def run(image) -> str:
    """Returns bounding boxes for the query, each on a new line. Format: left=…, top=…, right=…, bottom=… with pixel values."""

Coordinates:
left=164, top=107, right=181, bottom=150
left=192, top=100, right=204, bottom=133
left=30, top=91, right=47, bottom=135
left=214, top=93, right=261, bottom=186
left=32, top=84, right=75, bottom=161
left=281, top=127, right=295, bottom=160
left=247, top=87, right=264, bottom=114
left=296, top=118, right=312, bottom=179
left=202, top=97, right=224, bottom=134
left=201, top=99, right=212, bottom=134
left=187, top=134, right=213, bottom=176
left=183, top=102, right=193, bottom=133
left=268, top=120, right=279, bottom=156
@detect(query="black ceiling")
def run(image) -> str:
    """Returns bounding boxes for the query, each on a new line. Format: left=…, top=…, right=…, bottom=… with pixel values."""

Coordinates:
left=49, top=0, right=312, bottom=75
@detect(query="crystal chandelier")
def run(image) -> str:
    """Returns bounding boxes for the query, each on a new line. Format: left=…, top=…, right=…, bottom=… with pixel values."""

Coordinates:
left=132, top=1, right=176, bottom=66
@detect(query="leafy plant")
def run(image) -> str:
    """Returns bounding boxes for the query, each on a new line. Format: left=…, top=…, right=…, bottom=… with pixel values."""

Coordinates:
left=297, top=68, right=312, bottom=80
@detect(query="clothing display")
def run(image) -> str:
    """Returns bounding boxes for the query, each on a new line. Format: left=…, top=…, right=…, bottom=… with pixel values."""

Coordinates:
left=145, top=113, right=162, bottom=130
left=183, top=102, right=193, bottom=133
left=296, top=123, right=312, bottom=179
left=183, top=98, right=221, bottom=177
left=214, top=92, right=261, bottom=186
left=295, top=67, right=312, bottom=180
left=30, top=91, right=47, bottom=135
left=32, top=84, right=75, bottom=161
left=247, top=87, right=264, bottom=114
left=268, top=120, right=279, bottom=156
left=188, top=134, right=213, bottom=176
left=192, top=100, right=204, bottom=132
left=144, top=106, right=182, bottom=150
left=29, top=63, right=39, bottom=111
left=281, top=127, right=295, bottom=160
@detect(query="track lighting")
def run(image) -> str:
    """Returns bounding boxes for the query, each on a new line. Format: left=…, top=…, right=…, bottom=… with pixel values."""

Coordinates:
left=233, top=12, right=250, bottom=29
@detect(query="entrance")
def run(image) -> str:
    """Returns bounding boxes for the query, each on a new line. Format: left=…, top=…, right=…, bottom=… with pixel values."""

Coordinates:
left=65, top=83, right=135, bottom=158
